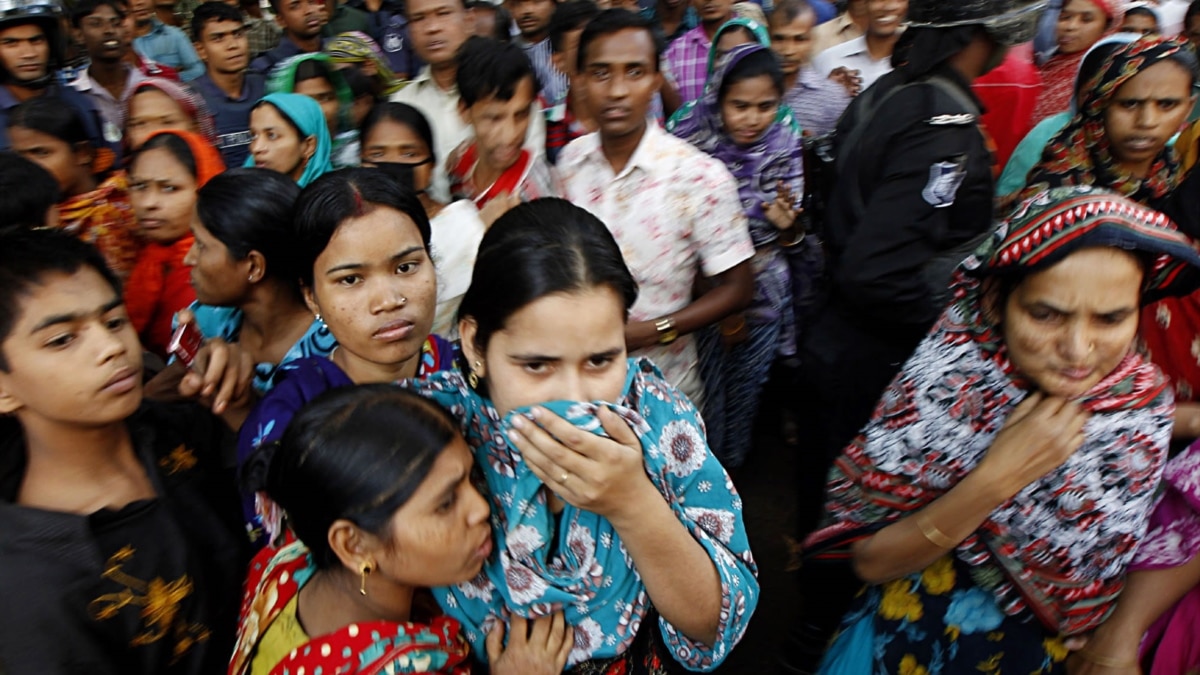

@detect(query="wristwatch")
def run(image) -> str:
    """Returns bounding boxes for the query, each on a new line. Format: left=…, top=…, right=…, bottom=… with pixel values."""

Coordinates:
left=655, top=317, right=678, bottom=345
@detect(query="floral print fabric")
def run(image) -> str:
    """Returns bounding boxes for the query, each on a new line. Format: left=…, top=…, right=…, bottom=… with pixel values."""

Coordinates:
left=806, top=187, right=1200, bottom=636
left=405, top=358, right=758, bottom=671
left=820, top=555, right=1071, bottom=674
left=229, top=540, right=472, bottom=675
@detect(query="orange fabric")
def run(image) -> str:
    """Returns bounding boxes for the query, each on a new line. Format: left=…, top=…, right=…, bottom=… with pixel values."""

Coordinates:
left=124, top=236, right=195, bottom=358
left=57, top=172, right=141, bottom=280
left=124, top=130, right=224, bottom=357
left=141, top=129, right=226, bottom=187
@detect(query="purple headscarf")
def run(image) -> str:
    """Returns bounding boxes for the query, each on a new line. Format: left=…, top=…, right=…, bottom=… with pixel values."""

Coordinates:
left=668, top=42, right=803, bottom=237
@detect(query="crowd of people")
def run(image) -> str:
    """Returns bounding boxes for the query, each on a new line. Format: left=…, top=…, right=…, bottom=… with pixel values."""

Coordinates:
left=3, top=0, right=1200, bottom=672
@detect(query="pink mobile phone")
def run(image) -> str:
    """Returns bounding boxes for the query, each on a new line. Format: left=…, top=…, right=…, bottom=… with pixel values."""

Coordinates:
left=168, top=321, right=203, bottom=369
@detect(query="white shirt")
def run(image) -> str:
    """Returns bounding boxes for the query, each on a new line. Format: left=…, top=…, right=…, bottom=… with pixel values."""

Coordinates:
left=812, top=35, right=894, bottom=92
left=558, top=124, right=755, bottom=405
left=428, top=199, right=486, bottom=339
left=390, top=66, right=548, bottom=203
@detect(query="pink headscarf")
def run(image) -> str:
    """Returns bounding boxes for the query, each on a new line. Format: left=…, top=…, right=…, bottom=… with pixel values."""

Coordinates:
left=122, top=77, right=218, bottom=146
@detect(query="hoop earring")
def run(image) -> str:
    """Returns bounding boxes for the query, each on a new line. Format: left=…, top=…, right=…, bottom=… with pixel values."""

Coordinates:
left=467, top=360, right=483, bottom=389
left=359, top=561, right=372, bottom=596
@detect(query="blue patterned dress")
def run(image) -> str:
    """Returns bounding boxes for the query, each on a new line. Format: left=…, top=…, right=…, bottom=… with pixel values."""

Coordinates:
left=405, top=358, right=759, bottom=672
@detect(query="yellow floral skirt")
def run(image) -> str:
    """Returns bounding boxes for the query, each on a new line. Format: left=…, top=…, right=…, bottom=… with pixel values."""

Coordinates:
left=819, top=555, right=1070, bottom=675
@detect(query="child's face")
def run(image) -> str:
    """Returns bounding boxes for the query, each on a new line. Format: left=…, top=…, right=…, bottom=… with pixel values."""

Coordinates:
left=129, top=146, right=200, bottom=245
left=769, top=11, right=815, bottom=77
left=720, top=73, right=780, bottom=146
left=462, top=76, right=535, bottom=171
left=0, top=268, right=142, bottom=427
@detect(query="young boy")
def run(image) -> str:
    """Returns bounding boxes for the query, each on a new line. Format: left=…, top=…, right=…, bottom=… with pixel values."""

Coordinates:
left=192, top=1, right=266, bottom=167
left=249, top=0, right=326, bottom=74
left=768, top=0, right=848, bottom=137
left=546, top=0, right=600, bottom=163
left=447, top=36, right=560, bottom=207
left=0, top=229, right=249, bottom=673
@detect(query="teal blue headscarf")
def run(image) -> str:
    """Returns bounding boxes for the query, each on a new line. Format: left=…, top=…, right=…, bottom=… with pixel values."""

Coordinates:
left=245, top=93, right=334, bottom=188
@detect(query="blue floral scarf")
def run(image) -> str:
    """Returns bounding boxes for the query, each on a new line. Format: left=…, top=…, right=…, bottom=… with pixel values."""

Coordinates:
left=406, top=358, right=758, bottom=671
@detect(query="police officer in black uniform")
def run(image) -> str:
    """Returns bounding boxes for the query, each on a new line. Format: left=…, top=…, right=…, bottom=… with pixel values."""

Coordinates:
left=796, top=0, right=1048, bottom=534
left=783, top=2, right=1047, bottom=671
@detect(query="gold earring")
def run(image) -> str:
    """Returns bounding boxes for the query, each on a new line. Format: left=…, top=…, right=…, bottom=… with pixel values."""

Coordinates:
left=467, top=360, right=482, bottom=389
left=359, top=561, right=372, bottom=596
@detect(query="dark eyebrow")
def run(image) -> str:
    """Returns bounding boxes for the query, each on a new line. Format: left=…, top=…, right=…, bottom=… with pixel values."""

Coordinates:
left=509, top=352, right=561, bottom=362
left=325, top=246, right=425, bottom=275
left=391, top=246, right=424, bottom=261
left=31, top=296, right=123, bottom=333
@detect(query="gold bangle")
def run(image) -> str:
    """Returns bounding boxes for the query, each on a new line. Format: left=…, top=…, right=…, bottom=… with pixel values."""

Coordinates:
left=916, top=513, right=958, bottom=549
left=1074, top=649, right=1138, bottom=669
left=721, top=316, right=746, bottom=336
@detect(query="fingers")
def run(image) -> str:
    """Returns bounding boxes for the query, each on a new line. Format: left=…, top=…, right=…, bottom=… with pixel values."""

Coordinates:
left=485, top=619, right=505, bottom=663
left=198, top=340, right=230, bottom=398
left=598, top=407, right=640, bottom=449
left=529, top=612, right=552, bottom=647
left=176, top=308, right=195, bottom=326
left=1005, top=391, right=1044, bottom=426
left=555, top=626, right=575, bottom=670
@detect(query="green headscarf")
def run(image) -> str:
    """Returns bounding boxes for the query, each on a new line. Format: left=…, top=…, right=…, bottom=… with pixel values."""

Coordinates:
left=267, top=52, right=356, bottom=135
left=245, top=93, right=334, bottom=188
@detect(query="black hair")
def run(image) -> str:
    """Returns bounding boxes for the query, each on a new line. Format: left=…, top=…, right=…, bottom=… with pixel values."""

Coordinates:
left=0, top=152, right=60, bottom=233
left=458, top=198, right=638, bottom=354
left=576, top=8, right=662, bottom=73
left=256, top=384, right=459, bottom=569
left=455, top=36, right=540, bottom=107
left=7, top=96, right=90, bottom=147
left=716, top=24, right=756, bottom=45
left=190, top=1, right=245, bottom=42
left=767, top=0, right=813, bottom=26
left=132, top=132, right=199, bottom=179
left=718, top=47, right=785, bottom=100
left=490, top=5, right=513, bottom=42
left=293, top=168, right=433, bottom=287
left=1189, top=0, right=1200, bottom=28
left=0, top=228, right=120, bottom=371
left=549, top=0, right=600, bottom=53
left=70, top=0, right=127, bottom=27
left=360, top=101, right=437, bottom=163
left=404, top=0, right=469, bottom=18
left=196, top=168, right=304, bottom=297
left=294, top=55, right=335, bottom=86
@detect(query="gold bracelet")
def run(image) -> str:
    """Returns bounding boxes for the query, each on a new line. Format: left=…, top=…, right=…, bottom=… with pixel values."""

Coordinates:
left=1074, top=649, right=1138, bottom=669
left=721, top=316, right=746, bottom=337
left=916, top=513, right=958, bottom=549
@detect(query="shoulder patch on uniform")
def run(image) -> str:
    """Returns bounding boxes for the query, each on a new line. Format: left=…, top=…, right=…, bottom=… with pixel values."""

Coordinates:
left=928, top=113, right=976, bottom=126
left=922, top=156, right=968, bottom=208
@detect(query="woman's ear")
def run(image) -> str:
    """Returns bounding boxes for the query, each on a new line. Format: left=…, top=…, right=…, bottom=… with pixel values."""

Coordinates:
left=303, top=284, right=321, bottom=318
left=246, top=250, right=268, bottom=285
left=458, top=317, right=484, bottom=376
left=302, top=134, right=318, bottom=161
left=328, top=518, right=379, bottom=575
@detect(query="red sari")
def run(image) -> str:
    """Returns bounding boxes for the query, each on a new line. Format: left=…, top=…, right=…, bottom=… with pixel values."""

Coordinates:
left=228, top=541, right=473, bottom=675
